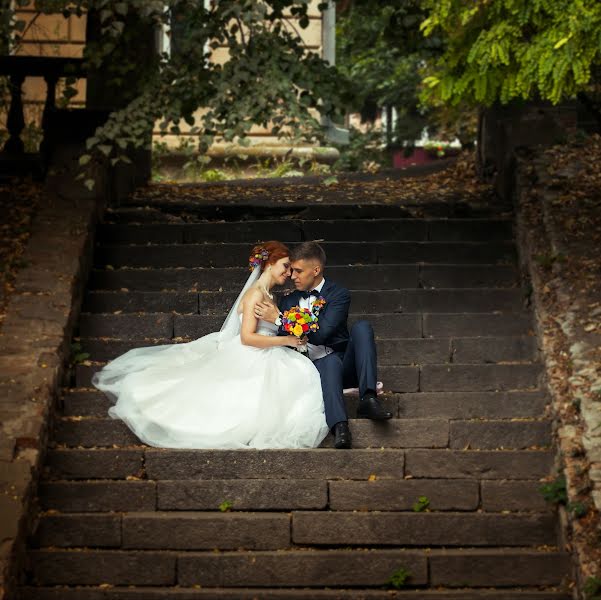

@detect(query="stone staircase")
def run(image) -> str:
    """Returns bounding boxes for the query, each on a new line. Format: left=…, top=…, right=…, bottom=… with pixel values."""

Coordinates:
left=19, top=197, right=571, bottom=599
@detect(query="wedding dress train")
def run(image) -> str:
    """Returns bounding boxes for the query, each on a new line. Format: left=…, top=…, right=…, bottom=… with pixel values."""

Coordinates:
left=92, top=315, right=329, bottom=449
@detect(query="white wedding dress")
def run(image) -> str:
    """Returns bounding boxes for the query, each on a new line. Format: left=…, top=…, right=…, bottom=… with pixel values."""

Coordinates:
left=92, top=268, right=329, bottom=449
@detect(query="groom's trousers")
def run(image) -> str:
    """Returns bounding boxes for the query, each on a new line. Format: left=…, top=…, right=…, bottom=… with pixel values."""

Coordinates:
left=313, top=320, right=378, bottom=429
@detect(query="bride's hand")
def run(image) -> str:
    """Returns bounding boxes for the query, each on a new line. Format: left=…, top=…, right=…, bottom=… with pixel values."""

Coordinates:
left=255, top=301, right=279, bottom=323
left=284, top=336, right=306, bottom=349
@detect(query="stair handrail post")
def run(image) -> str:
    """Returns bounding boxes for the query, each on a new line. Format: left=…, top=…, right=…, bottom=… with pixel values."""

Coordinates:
left=4, top=70, right=25, bottom=155
left=40, top=71, right=59, bottom=159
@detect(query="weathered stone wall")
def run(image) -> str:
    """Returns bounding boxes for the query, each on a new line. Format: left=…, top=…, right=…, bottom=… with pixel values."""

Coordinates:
left=513, top=149, right=601, bottom=595
left=0, top=191, right=105, bottom=599
left=478, top=102, right=578, bottom=197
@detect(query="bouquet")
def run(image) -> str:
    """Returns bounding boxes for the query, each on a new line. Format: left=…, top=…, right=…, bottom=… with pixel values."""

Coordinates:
left=282, top=306, right=319, bottom=354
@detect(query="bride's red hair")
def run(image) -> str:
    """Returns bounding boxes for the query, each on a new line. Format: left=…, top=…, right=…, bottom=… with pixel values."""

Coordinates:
left=250, top=241, right=290, bottom=271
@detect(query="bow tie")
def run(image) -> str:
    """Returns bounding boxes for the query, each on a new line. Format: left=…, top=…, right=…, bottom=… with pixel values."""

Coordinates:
left=300, top=289, right=319, bottom=299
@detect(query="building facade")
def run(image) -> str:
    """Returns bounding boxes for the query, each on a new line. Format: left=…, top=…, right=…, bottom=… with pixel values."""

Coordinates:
left=10, top=2, right=335, bottom=152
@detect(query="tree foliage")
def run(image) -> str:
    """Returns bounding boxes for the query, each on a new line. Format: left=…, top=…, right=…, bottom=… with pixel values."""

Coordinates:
left=420, top=0, right=601, bottom=106
left=1, top=0, right=342, bottom=169
left=336, top=0, right=443, bottom=145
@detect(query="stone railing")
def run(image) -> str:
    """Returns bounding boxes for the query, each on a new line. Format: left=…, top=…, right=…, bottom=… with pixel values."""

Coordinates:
left=0, top=191, right=106, bottom=599
left=0, top=55, right=86, bottom=172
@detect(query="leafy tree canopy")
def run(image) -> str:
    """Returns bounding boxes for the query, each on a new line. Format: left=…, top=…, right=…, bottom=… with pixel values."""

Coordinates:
left=420, top=0, right=601, bottom=107
left=336, top=0, right=443, bottom=144
left=1, top=0, right=343, bottom=172
left=336, top=0, right=441, bottom=109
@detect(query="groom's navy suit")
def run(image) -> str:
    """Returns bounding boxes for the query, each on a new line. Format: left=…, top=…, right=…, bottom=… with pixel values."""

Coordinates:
left=278, top=279, right=378, bottom=429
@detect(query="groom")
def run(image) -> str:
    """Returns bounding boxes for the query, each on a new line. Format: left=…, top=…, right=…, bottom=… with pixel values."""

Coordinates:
left=255, top=241, right=392, bottom=449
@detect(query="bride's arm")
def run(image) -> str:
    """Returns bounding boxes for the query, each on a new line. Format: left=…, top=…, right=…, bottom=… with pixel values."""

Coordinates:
left=240, top=289, right=300, bottom=349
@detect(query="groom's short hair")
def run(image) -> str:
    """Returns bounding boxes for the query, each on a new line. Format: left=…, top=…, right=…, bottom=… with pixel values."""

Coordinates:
left=291, top=241, right=326, bottom=267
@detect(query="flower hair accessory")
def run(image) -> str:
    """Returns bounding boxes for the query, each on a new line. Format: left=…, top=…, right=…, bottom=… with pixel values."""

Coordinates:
left=249, top=247, right=269, bottom=271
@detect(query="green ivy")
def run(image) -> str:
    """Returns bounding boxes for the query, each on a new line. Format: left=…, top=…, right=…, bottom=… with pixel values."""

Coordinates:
left=2, top=1, right=343, bottom=178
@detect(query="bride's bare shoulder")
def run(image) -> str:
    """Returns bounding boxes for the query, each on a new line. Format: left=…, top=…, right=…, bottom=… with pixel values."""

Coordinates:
left=238, top=286, right=263, bottom=312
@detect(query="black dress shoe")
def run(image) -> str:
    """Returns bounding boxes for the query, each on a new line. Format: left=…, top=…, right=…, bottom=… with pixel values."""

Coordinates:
left=333, top=421, right=352, bottom=449
left=357, top=395, right=393, bottom=420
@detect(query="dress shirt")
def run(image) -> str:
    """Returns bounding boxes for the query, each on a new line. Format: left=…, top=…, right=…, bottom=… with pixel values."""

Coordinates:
left=298, top=278, right=333, bottom=361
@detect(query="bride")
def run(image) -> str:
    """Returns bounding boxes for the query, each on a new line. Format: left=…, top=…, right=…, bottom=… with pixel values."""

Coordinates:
left=92, top=241, right=329, bottom=449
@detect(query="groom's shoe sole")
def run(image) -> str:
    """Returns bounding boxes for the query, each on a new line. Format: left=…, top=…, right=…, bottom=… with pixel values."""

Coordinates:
left=356, top=400, right=394, bottom=421
left=356, top=410, right=394, bottom=420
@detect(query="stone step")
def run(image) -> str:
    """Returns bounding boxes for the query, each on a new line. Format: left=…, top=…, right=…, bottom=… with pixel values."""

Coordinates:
left=39, top=480, right=158, bottom=512
left=82, top=288, right=526, bottom=315
left=45, top=448, right=554, bottom=481
left=109, top=199, right=508, bottom=219
left=45, top=449, right=146, bottom=480
left=59, top=389, right=393, bottom=419
left=450, top=336, right=537, bottom=363
left=82, top=291, right=199, bottom=314
left=38, top=478, right=549, bottom=513
left=76, top=336, right=538, bottom=364
left=418, top=363, right=542, bottom=392
left=31, top=511, right=556, bottom=550
left=53, top=418, right=451, bottom=449
left=422, top=313, right=534, bottom=337
left=74, top=361, right=542, bottom=392
left=61, top=389, right=549, bottom=420
left=24, top=548, right=568, bottom=588
left=17, top=587, right=574, bottom=600
left=73, top=361, right=420, bottom=392
left=291, top=511, right=557, bottom=547
left=98, top=220, right=303, bottom=244
left=403, top=449, right=554, bottom=479
left=398, top=391, right=549, bottom=419
left=328, top=479, right=549, bottom=512
left=144, top=449, right=554, bottom=480
left=89, top=264, right=520, bottom=291
left=95, top=241, right=517, bottom=268
left=77, top=312, right=534, bottom=339
left=97, top=218, right=514, bottom=244
left=32, top=512, right=293, bottom=550
left=78, top=313, right=178, bottom=339
left=52, top=416, right=551, bottom=450
left=448, top=419, right=552, bottom=449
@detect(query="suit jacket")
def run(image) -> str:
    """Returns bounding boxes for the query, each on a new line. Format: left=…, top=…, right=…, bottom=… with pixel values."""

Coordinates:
left=278, top=279, right=351, bottom=353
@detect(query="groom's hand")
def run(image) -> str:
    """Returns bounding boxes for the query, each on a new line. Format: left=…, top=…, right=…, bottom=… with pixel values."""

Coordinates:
left=254, top=301, right=279, bottom=324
